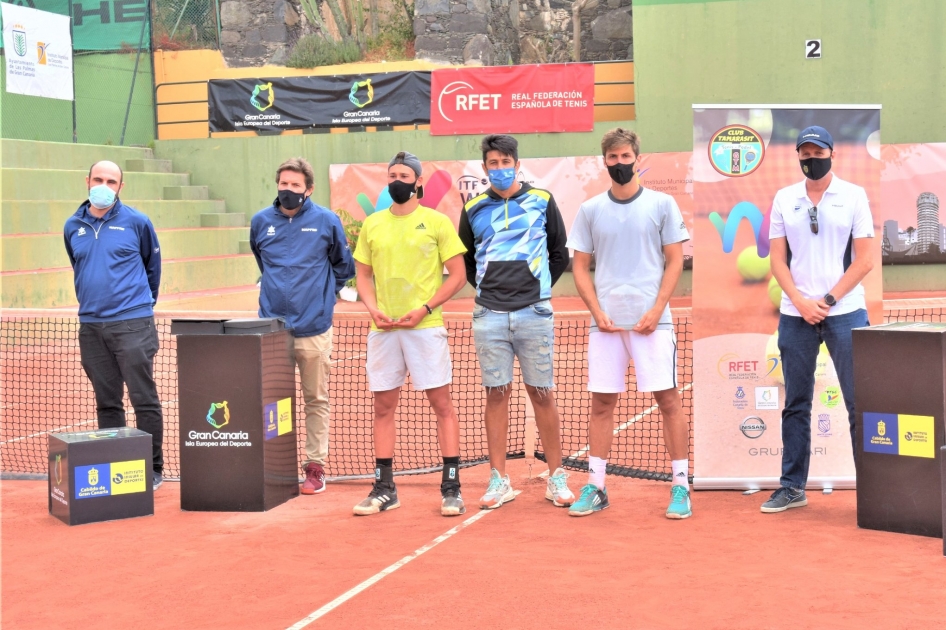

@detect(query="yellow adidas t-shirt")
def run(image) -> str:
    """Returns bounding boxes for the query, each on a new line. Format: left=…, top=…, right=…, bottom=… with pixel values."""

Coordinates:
left=354, top=205, right=466, bottom=331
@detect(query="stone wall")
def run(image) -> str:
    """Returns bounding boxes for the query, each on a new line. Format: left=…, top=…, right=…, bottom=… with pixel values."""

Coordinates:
left=517, top=0, right=572, bottom=64
left=219, top=0, right=304, bottom=67
left=579, top=0, right=632, bottom=61
left=413, top=0, right=519, bottom=65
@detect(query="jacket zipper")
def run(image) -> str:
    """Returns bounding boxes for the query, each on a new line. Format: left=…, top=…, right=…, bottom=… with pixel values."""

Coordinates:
left=504, top=198, right=509, bottom=229
left=79, top=213, right=116, bottom=239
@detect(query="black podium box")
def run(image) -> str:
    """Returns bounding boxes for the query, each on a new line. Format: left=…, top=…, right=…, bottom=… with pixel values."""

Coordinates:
left=853, top=322, right=946, bottom=538
left=48, top=427, right=154, bottom=526
left=175, top=320, right=299, bottom=512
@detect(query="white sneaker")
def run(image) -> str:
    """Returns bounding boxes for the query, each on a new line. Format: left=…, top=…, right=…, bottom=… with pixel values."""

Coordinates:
left=479, top=468, right=515, bottom=509
left=545, top=467, right=575, bottom=507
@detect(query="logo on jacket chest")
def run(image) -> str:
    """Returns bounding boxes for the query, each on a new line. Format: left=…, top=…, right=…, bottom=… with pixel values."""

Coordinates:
left=267, top=225, right=276, bottom=236
left=77, top=227, right=86, bottom=236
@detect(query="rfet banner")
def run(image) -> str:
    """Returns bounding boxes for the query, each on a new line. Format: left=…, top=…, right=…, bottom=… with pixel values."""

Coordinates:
left=0, top=0, right=148, bottom=51
left=691, top=105, right=882, bottom=490
left=328, top=153, right=693, bottom=255
left=1, top=3, right=73, bottom=100
left=207, top=72, right=431, bottom=132
left=430, top=63, right=595, bottom=135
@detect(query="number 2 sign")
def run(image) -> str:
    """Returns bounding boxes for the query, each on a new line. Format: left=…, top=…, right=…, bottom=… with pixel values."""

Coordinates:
left=806, top=39, right=822, bottom=59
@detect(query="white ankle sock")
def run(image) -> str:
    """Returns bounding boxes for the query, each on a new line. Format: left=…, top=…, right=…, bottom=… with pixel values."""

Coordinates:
left=588, top=456, right=607, bottom=489
left=671, top=459, right=689, bottom=487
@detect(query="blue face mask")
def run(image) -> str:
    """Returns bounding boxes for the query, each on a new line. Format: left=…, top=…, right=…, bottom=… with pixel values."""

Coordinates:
left=487, top=168, right=517, bottom=191
left=88, top=184, right=117, bottom=209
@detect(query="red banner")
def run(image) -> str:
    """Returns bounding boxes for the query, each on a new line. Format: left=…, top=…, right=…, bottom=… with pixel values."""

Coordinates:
left=430, top=63, right=595, bottom=136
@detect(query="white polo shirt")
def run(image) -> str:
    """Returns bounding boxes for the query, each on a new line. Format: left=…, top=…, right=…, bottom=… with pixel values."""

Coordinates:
left=769, top=174, right=874, bottom=317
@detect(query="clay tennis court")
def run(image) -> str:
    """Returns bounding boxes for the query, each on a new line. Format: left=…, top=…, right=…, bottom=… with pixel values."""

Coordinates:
left=3, top=297, right=946, bottom=628
left=4, top=458, right=946, bottom=629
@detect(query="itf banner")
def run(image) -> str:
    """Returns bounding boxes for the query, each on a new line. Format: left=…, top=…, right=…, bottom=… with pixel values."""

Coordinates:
left=208, top=72, right=431, bottom=132
left=691, top=105, right=882, bottom=490
left=1, top=3, right=73, bottom=101
left=329, top=153, right=693, bottom=246
left=430, top=63, right=595, bottom=136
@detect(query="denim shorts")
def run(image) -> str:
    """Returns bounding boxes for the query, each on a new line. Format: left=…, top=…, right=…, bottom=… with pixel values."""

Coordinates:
left=471, top=300, right=554, bottom=389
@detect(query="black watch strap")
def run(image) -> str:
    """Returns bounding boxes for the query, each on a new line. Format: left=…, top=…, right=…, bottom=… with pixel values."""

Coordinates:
left=423, top=303, right=433, bottom=315
left=824, top=294, right=836, bottom=306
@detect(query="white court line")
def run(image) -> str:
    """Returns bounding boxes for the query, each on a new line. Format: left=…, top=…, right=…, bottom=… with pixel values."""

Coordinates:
left=0, top=419, right=97, bottom=445
left=286, top=496, right=513, bottom=630
left=560, top=382, right=695, bottom=464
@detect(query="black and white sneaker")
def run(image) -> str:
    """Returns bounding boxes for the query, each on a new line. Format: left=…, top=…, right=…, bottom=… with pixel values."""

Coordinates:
left=153, top=471, right=163, bottom=490
left=760, top=487, right=807, bottom=513
left=441, top=482, right=466, bottom=517
left=353, top=481, right=400, bottom=516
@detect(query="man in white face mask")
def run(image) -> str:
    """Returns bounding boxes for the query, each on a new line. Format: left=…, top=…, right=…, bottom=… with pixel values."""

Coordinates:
left=64, top=160, right=165, bottom=488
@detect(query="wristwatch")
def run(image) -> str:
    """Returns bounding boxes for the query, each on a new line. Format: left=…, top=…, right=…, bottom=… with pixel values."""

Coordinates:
left=423, top=303, right=433, bottom=315
left=824, top=294, right=837, bottom=306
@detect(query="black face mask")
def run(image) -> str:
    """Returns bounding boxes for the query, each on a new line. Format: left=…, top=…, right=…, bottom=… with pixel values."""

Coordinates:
left=607, top=161, right=636, bottom=186
left=277, top=189, right=306, bottom=210
left=800, top=156, right=832, bottom=181
left=388, top=180, right=417, bottom=205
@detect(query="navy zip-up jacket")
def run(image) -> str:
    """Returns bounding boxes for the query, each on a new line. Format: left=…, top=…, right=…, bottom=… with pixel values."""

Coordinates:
left=64, top=199, right=162, bottom=323
left=250, top=198, right=355, bottom=338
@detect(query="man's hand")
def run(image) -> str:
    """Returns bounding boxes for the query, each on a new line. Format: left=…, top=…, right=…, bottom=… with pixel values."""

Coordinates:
left=796, top=297, right=829, bottom=325
left=394, top=307, right=428, bottom=329
left=593, top=310, right=623, bottom=333
left=632, top=307, right=662, bottom=335
left=369, top=309, right=397, bottom=330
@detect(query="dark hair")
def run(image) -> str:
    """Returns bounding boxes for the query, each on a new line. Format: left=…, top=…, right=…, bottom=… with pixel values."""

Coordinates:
left=275, top=157, right=315, bottom=190
left=480, top=134, right=519, bottom=163
left=88, top=161, right=124, bottom=185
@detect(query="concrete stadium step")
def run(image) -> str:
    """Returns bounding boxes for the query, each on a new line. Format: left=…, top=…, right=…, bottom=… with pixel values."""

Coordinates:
left=1, top=254, right=260, bottom=309
left=1, top=199, right=231, bottom=234
left=2, top=168, right=189, bottom=201
left=125, top=158, right=173, bottom=173
left=0, top=138, right=152, bottom=170
left=200, top=213, right=246, bottom=228
left=163, top=186, right=209, bottom=200
left=3, top=227, right=250, bottom=272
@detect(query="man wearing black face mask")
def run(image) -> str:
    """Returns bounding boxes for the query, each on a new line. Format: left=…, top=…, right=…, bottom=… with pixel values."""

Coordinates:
left=568, top=128, right=692, bottom=519
left=762, top=126, right=875, bottom=514
left=250, top=157, right=355, bottom=496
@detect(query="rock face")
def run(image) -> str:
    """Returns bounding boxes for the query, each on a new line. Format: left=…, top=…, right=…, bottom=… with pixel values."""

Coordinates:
left=580, top=0, right=632, bottom=61
left=414, top=0, right=631, bottom=65
left=219, top=0, right=306, bottom=67
left=415, top=0, right=519, bottom=65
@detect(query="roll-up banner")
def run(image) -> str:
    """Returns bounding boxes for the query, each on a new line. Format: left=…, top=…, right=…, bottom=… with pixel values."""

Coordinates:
left=207, top=71, right=432, bottom=132
left=691, top=105, right=882, bottom=490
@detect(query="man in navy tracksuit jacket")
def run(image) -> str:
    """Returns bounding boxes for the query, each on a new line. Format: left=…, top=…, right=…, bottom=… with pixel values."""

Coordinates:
left=250, top=157, right=355, bottom=494
left=64, top=160, right=165, bottom=487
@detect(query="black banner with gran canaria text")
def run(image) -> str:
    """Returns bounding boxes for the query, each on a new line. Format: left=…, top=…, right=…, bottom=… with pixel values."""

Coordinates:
left=207, top=72, right=431, bottom=132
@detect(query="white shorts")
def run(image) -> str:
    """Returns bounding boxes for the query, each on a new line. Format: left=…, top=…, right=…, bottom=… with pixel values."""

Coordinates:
left=588, top=329, right=677, bottom=393
left=366, top=327, right=452, bottom=392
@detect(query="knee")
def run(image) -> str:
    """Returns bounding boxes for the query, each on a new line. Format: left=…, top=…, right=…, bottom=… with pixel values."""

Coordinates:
left=653, top=389, right=681, bottom=412
left=526, top=386, right=555, bottom=408
left=485, top=385, right=512, bottom=406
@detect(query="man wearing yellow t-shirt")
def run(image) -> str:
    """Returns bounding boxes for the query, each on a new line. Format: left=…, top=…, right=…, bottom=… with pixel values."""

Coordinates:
left=352, top=151, right=468, bottom=517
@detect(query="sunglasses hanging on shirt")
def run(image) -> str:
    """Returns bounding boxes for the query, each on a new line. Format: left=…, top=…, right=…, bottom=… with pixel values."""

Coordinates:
left=807, top=206, right=819, bottom=234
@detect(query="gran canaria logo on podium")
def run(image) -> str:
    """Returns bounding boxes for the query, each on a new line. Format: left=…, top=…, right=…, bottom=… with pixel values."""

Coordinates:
left=55, top=454, right=63, bottom=485
left=349, top=78, right=374, bottom=108
left=206, top=401, right=231, bottom=429
left=250, top=82, right=274, bottom=112
left=877, top=420, right=886, bottom=437
left=87, top=467, right=99, bottom=486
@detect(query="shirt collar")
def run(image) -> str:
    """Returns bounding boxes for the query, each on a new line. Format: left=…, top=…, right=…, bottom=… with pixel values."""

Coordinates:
left=793, top=174, right=843, bottom=202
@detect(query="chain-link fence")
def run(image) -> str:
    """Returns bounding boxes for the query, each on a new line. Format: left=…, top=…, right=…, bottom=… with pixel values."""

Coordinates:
left=0, top=0, right=155, bottom=145
left=152, top=0, right=219, bottom=51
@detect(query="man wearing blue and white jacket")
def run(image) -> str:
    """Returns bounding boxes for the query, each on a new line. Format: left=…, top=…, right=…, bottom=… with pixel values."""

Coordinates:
left=64, top=160, right=164, bottom=488
left=250, top=157, right=355, bottom=496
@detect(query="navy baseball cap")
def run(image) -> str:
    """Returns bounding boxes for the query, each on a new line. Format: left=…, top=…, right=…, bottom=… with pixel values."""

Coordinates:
left=796, top=126, right=834, bottom=150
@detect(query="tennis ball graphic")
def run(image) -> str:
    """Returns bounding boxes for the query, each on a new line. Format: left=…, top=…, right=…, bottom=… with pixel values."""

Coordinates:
left=768, top=276, right=782, bottom=309
left=737, top=246, right=770, bottom=282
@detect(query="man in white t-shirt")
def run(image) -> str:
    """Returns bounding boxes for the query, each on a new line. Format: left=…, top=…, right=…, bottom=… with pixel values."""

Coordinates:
left=568, top=128, right=692, bottom=519
left=761, top=126, right=874, bottom=514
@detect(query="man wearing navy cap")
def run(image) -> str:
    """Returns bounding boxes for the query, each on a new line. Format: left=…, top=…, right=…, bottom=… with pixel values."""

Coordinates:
left=762, top=126, right=875, bottom=513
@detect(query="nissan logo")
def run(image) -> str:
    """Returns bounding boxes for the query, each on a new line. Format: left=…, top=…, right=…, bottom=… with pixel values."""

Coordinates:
left=740, top=416, right=766, bottom=439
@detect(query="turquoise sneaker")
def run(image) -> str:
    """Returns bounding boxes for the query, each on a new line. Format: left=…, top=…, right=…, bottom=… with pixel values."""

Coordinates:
left=666, top=484, right=692, bottom=519
left=568, top=484, right=609, bottom=517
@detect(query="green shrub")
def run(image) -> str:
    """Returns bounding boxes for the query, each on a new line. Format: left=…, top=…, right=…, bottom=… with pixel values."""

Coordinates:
left=286, top=35, right=363, bottom=68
